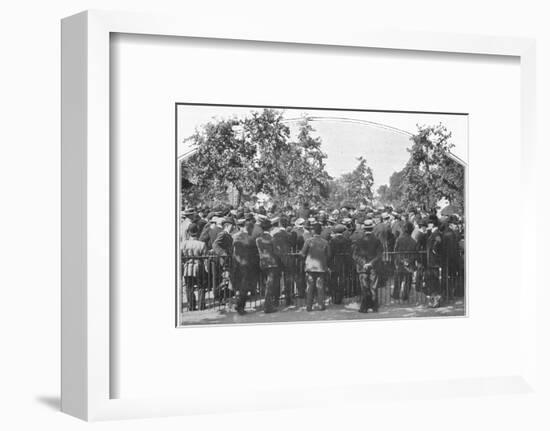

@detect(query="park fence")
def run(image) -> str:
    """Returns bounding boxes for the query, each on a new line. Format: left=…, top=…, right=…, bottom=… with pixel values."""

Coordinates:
left=179, top=250, right=464, bottom=313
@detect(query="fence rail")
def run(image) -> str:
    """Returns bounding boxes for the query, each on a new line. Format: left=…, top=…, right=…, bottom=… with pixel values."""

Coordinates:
left=180, top=251, right=464, bottom=313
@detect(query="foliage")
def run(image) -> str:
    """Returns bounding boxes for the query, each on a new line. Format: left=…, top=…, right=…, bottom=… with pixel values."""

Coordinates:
left=325, top=157, right=374, bottom=209
left=182, top=110, right=331, bottom=208
left=376, top=124, right=465, bottom=212
left=182, top=114, right=463, bottom=214
left=274, top=117, right=332, bottom=206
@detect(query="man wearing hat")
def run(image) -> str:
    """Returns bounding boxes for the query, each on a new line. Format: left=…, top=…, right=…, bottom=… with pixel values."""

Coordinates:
left=440, top=219, right=461, bottom=297
left=199, top=215, right=223, bottom=251
left=271, top=216, right=296, bottom=306
left=373, top=212, right=394, bottom=253
left=329, top=224, right=352, bottom=304
left=255, top=219, right=281, bottom=313
left=291, top=217, right=308, bottom=299
left=412, top=218, right=429, bottom=252
left=180, top=223, right=207, bottom=311
left=352, top=219, right=383, bottom=313
left=393, top=221, right=418, bottom=301
left=231, top=220, right=259, bottom=315
left=180, top=207, right=196, bottom=247
left=212, top=217, right=236, bottom=303
left=301, top=222, right=331, bottom=312
left=348, top=217, right=364, bottom=243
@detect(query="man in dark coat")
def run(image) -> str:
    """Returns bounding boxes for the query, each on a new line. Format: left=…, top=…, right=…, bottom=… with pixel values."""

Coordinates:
left=349, top=218, right=364, bottom=244
left=393, top=221, right=418, bottom=301
left=199, top=218, right=222, bottom=251
left=352, top=219, right=383, bottom=313
left=424, top=222, right=443, bottom=296
left=231, top=221, right=259, bottom=314
left=301, top=222, right=331, bottom=311
left=255, top=219, right=281, bottom=313
left=271, top=216, right=296, bottom=306
left=329, top=224, right=352, bottom=304
left=391, top=213, right=404, bottom=241
left=373, top=213, right=394, bottom=255
left=411, top=218, right=429, bottom=292
left=212, top=218, right=235, bottom=303
left=291, top=218, right=308, bottom=298
left=440, top=221, right=461, bottom=297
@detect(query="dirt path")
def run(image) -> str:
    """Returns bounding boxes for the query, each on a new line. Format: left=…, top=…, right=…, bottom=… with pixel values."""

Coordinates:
left=179, top=299, right=465, bottom=326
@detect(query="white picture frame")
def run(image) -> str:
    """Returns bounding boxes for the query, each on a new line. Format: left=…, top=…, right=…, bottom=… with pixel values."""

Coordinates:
left=61, top=9, right=537, bottom=421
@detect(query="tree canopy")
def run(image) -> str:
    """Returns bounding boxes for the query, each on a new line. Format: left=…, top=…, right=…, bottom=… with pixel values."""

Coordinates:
left=182, top=110, right=334, bottom=208
left=182, top=112, right=463, bottom=214
left=375, top=124, right=465, bottom=212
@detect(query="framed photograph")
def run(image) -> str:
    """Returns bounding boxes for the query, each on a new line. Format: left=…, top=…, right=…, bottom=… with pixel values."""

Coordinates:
left=175, top=103, right=468, bottom=326
left=61, top=10, right=538, bottom=421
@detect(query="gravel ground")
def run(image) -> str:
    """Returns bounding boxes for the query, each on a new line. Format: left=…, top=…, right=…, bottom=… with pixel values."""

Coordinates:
left=179, top=298, right=465, bottom=326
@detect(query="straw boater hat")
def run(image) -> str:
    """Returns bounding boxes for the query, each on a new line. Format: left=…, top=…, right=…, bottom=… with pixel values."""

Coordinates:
left=363, top=219, right=375, bottom=231
left=294, top=217, right=305, bottom=227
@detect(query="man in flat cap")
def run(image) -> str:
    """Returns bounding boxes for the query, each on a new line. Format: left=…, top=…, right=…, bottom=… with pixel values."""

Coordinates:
left=352, top=219, right=383, bottom=313
left=301, top=222, right=331, bottom=312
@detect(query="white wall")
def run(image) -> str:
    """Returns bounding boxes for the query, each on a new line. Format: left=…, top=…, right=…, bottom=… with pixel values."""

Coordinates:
left=0, top=0, right=548, bottom=430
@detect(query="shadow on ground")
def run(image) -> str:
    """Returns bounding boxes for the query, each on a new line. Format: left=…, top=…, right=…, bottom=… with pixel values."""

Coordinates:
left=36, top=395, right=60, bottom=411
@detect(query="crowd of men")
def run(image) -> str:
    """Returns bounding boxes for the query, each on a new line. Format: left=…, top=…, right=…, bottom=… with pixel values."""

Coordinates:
left=180, top=201, right=465, bottom=316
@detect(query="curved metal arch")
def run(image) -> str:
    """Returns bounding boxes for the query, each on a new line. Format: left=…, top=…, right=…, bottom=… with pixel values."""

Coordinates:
left=281, top=116, right=414, bottom=137
left=179, top=115, right=466, bottom=167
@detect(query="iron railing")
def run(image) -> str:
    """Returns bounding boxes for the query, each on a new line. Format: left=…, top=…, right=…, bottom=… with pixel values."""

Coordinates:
left=179, top=251, right=464, bottom=313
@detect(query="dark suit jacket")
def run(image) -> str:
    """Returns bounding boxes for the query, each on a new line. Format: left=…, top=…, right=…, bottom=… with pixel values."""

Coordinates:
left=301, top=235, right=331, bottom=273
left=271, top=228, right=295, bottom=269
left=329, top=234, right=352, bottom=271
left=232, top=231, right=258, bottom=268
left=212, top=231, right=233, bottom=256
left=199, top=224, right=222, bottom=250
left=256, top=233, right=280, bottom=270
left=394, top=232, right=418, bottom=267
left=441, top=229, right=460, bottom=271
left=373, top=222, right=394, bottom=252
left=352, top=233, right=383, bottom=273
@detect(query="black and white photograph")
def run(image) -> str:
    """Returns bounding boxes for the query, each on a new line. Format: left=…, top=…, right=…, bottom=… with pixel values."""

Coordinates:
left=176, top=104, right=467, bottom=326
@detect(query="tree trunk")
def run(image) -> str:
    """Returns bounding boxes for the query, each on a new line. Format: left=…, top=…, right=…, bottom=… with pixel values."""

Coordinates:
left=236, top=188, right=242, bottom=208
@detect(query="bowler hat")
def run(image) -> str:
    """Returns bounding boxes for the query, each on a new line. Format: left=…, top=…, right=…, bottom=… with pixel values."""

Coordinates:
left=333, top=224, right=346, bottom=234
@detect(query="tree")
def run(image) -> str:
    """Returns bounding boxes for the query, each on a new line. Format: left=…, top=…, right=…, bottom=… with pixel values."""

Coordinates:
left=182, top=110, right=332, bottom=208
left=274, top=117, right=332, bottom=206
left=376, top=184, right=390, bottom=206
left=184, top=116, right=259, bottom=207
left=400, top=124, right=465, bottom=211
left=340, top=157, right=374, bottom=204
left=326, top=157, right=374, bottom=209
left=243, top=109, right=292, bottom=199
